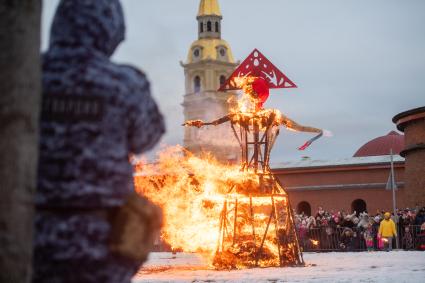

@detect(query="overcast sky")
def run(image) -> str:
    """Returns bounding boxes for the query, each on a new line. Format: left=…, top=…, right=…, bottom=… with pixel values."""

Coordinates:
left=41, top=0, right=425, bottom=163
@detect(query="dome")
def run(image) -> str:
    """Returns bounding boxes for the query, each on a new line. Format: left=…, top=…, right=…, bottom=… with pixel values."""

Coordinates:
left=353, top=131, right=404, bottom=157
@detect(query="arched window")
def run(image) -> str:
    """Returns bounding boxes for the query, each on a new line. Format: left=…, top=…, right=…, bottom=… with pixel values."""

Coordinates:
left=207, top=21, right=212, bottom=31
left=200, top=22, right=203, bottom=33
left=297, top=201, right=311, bottom=216
left=351, top=199, right=367, bottom=214
left=215, top=21, right=219, bottom=32
left=219, top=75, right=226, bottom=87
left=194, top=76, right=201, bottom=93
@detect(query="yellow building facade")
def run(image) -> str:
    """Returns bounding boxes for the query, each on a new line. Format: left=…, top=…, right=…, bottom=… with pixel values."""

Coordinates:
left=181, top=0, right=239, bottom=163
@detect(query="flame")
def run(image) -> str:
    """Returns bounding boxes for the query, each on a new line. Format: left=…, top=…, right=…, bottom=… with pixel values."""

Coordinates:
left=134, top=146, right=295, bottom=268
left=134, top=146, right=256, bottom=259
left=310, top=239, right=319, bottom=246
left=229, top=76, right=260, bottom=113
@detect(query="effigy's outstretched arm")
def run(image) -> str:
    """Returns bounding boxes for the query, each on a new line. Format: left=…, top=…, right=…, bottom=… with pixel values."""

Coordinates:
left=280, top=114, right=331, bottom=150
left=182, top=115, right=231, bottom=128
left=280, top=114, right=322, bottom=134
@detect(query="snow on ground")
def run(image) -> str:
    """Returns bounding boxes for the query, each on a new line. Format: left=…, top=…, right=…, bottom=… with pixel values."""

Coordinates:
left=134, top=251, right=425, bottom=283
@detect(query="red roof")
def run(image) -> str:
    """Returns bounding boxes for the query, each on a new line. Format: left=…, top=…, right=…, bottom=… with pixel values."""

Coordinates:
left=353, top=131, right=405, bottom=157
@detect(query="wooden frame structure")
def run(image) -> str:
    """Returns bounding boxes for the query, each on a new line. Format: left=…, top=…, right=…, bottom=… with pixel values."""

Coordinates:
left=210, top=113, right=304, bottom=268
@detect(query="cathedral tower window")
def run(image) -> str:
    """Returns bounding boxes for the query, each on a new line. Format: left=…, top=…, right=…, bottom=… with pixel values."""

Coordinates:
left=207, top=21, right=212, bottom=31
left=219, top=75, right=226, bottom=87
left=193, top=48, right=200, bottom=58
left=200, top=22, right=204, bottom=33
left=215, top=21, right=219, bottom=32
left=194, top=76, right=201, bottom=93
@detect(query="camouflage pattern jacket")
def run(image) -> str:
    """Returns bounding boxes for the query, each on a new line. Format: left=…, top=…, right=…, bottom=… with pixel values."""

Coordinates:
left=37, top=0, right=164, bottom=208
left=33, top=1, right=164, bottom=281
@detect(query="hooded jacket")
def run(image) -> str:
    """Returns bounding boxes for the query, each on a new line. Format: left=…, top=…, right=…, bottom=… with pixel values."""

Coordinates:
left=379, top=218, right=397, bottom=238
left=37, top=0, right=165, bottom=208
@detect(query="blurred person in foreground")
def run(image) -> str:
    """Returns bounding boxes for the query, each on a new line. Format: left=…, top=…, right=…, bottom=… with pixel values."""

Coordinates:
left=378, top=212, right=397, bottom=252
left=33, top=0, right=165, bottom=282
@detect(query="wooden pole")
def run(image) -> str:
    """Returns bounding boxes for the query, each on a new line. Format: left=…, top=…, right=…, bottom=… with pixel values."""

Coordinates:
left=255, top=208, right=274, bottom=266
left=271, top=196, right=282, bottom=266
left=233, top=198, right=238, bottom=244
left=250, top=196, right=256, bottom=252
left=253, top=122, right=259, bottom=173
left=242, top=127, right=248, bottom=169
left=216, top=202, right=225, bottom=254
left=287, top=198, right=305, bottom=265
left=222, top=200, right=227, bottom=252
left=263, top=131, right=269, bottom=172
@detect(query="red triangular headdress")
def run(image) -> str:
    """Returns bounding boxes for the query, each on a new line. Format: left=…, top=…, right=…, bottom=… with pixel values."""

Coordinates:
left=218, top=49, right=297, bottom=91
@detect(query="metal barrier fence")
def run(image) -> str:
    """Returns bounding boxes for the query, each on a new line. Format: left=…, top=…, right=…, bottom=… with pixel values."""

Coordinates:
left=152, top=225, right=425, bottom=252
left=297, top=225, right=425, bottom=252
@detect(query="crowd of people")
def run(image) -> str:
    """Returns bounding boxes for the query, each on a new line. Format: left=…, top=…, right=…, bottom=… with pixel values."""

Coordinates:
left=294, top=206, right=425, bottom=251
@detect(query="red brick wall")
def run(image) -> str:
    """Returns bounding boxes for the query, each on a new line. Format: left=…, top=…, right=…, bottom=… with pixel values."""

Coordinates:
left=403, top=117, right=425, bottom=207
left=273, top=164, right=406, bottom=215
left=404, top=119, right=425, bottom=146
left=287, top=187, right=406, bottom=215
left=405, top=151, right=425, bottom=207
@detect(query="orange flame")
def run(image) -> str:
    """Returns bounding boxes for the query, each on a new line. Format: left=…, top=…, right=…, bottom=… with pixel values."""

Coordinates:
left=134, top=146, right=261, bottom=260
left=134, top=146, right=293, bottom=267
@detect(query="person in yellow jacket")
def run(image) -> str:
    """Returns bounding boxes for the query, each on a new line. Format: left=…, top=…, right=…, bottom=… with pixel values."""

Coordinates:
left=378, top=212, right=397, bottom=251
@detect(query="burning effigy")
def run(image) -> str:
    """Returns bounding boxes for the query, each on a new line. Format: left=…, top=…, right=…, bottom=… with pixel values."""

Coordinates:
left=135, top=49, right=329, bottom=269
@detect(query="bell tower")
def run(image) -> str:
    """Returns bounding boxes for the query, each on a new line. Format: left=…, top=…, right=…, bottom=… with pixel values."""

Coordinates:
left=181, top=0, right=239, bottom=163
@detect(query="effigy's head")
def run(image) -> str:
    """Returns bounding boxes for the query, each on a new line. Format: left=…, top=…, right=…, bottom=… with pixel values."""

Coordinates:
left=233, top=76, right=270, bottom=111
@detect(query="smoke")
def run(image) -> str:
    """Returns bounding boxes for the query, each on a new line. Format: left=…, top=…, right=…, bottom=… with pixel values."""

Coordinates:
left=186, top=94, right=240, bottom=159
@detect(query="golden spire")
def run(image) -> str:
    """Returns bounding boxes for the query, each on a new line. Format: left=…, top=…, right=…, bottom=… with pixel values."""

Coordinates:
left=197, top=0, right=221, bottom=17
